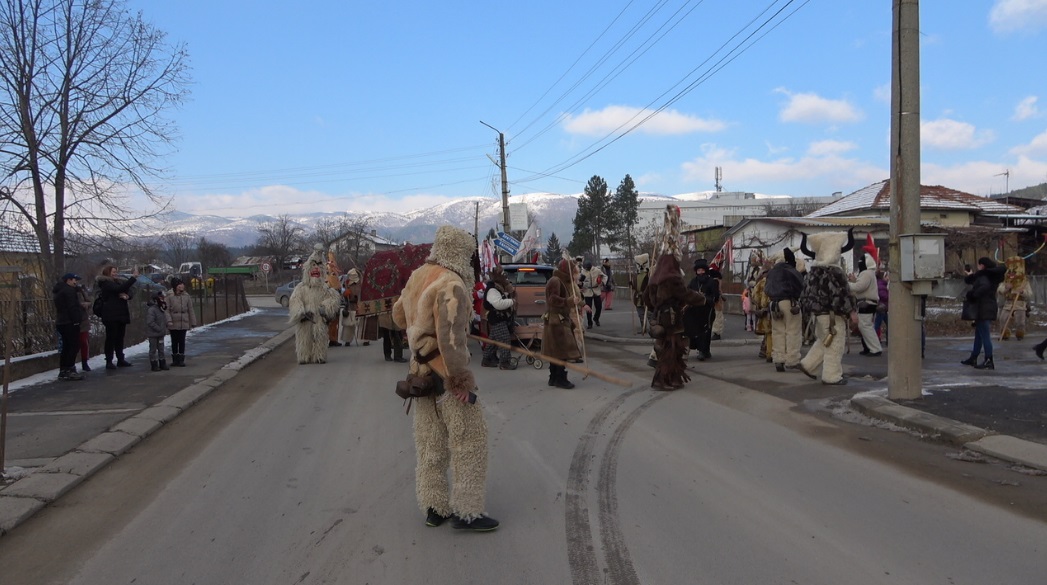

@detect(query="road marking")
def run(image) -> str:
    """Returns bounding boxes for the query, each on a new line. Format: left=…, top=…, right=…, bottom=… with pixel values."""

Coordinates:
left=9, top=408, right=141, bottom=417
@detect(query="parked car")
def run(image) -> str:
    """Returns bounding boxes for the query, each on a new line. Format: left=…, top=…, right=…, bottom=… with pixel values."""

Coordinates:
left=500, top=264, right=553, bottom=319
left=275, top=279, right=300, bottom=307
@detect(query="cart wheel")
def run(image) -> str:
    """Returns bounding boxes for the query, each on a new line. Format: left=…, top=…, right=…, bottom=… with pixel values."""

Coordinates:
left=525, top=355, right=535, bottom=365
left=510, top=356, right=520, bottom=367
left=533, top=359, right=544, bottom=370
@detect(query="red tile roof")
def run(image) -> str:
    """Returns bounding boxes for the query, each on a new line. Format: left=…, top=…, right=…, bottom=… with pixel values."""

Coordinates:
left=808, top=180, right=1023, bottom=217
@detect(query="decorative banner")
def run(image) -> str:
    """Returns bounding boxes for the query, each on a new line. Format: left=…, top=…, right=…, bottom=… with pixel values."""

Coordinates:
left=480, top=238, right=498, bottom=276
left=357, top=243, right=432, bottom=316
left=513, top=223, right=540, bottom=262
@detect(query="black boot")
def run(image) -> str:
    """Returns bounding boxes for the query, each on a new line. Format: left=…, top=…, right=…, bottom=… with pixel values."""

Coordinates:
left=159, top=359, right=170, bottom=371
left=960, top=354, right=978, bottom=366
left=81, top=359, right=91, bottom=372
left=553, top=367, right=575, bottom=389
left=973, top=357, right=995, bottom=370
left=105, top=358, right=117, bottom=370
left=548, top=366, right=558, bottom=387
left=150, top=360, right=160, bottom=372
left=1034, top=341, right=1047, bottom=361
left=117, top=356, right=132, bottom=367
left=176, top=354, right=187, bottom=367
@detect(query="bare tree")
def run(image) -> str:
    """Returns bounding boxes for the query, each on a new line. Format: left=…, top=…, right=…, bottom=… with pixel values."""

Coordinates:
left=160, top=232, right=197, bottom=270
left=255, top=215, right=307, bottom=272
left=308, top=215, right=349, bottom=249
left=197, top=237, right=231, bottom=270
left=330, top=216, right=375, bottom=271
left=0, top=0, right=190, bottom=280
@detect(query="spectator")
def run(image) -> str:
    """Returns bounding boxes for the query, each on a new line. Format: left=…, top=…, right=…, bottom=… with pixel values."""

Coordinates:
left=481, top=266, right=517, bottom=369
left=849, top=252, right=882, bottom=357
left=146, top=290, right=170, bottom=371
left=379, top=312, right=407, bottom=362
left=76, top=278, right=93, bottom=372
left=53, top=273, right=85, bottom=381
left=683, top=258, right=719, bottom=361
left=166, top=278, right=197, bottom=366
left=579, top=260, right=604, bottom=329
left=96, top=265, right=138, bottom=369
left=600, top=258, right=615, bottom=310
left=960, top=257, right=1006, bottom=370
left=874, top=270, right=889, bottom=344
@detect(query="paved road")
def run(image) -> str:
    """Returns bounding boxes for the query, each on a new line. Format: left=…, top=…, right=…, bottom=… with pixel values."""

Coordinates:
left=1, top=322, right=1045, bottom=585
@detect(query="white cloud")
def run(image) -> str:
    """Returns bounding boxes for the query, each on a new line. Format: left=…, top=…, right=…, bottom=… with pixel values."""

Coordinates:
left=873, top=83, right=891, bottom=104
left=679, top=143, right=885, bottom=194
left=924, top=156, right=1047, bottom=195
left=1013, top=96, right=1040, bottom=121
left=562, top=105, right=726, bottom=136
left=1010, top=128, right=1047, bottom=155
left=990, top=0, right=1047, bottom=33
left=921, top=118, right=995, bottom=150
left=776, top=89, right=863, bottom=124
left=808, top=140, right=858, bottom=156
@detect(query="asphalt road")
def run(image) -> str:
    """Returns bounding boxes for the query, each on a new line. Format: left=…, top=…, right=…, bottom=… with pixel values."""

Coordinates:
left=1, top=324, right=1045, bottom=585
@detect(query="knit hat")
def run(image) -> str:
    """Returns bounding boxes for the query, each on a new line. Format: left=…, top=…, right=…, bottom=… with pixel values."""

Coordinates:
left=978, top=257, right=996, bottom=269
left=61, top=273, right=80, bottom=281
left=693, top=258, right=708, bottom=271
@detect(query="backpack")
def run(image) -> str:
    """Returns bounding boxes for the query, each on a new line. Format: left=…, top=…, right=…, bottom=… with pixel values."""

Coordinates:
left=92, top=292, right=104, bottom=317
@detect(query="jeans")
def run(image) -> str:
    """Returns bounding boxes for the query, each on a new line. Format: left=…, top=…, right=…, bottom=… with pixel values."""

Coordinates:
left=57, top=323, right=80, bottom=370
left=170, top=329, right=188, bottom=355
left=103, top=320, right=128, bottom=362
left=971, top=319, right=993, bottom=359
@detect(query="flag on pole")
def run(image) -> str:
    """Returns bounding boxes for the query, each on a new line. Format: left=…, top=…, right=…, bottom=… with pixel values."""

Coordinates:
left=709, top=238, right=732, bottom=272
left=513, top=223, right=541, bottom=262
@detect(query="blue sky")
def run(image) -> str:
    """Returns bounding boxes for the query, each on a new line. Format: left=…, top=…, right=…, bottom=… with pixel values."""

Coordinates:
left=129, top=0, right=1047, bottom=217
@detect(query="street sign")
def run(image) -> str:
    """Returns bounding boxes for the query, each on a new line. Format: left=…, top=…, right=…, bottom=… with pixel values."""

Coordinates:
left=493, top=238, right=519, bottom=255
left=260, top=262, right=272, bottom=273
left=496, top=231, right=521, bottom=248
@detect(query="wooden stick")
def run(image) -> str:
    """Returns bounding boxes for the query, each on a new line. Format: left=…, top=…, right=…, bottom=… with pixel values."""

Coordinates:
left=468, top=333, right=632, bottom=387
left=998, top=289, right=1021, bottom=341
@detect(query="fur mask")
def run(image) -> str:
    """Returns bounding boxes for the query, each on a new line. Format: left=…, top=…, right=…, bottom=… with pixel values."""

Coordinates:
left=428, top=226, right=476, bottom=284
left=302, top=244, right=328, bottom=287
left=801, top=230, right=854, bottom=267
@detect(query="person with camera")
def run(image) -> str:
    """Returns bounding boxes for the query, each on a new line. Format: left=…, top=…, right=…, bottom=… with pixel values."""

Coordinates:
left=95, top=265, right=138, bottom=369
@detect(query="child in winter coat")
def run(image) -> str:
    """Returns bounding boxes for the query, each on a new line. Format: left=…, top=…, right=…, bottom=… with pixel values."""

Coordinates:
left=742, top=285, right=755, bottom=332
left=146, top=290, right=170, bottom=371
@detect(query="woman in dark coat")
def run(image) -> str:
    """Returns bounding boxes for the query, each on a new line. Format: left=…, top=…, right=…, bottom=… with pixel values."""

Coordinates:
left=961, top=257, right=1007, bottom=370
left=95, top=265, right=138, bottom=369
left=543, top=258, right=582, bottom=389
left=683, top=258, right=720, bottom=361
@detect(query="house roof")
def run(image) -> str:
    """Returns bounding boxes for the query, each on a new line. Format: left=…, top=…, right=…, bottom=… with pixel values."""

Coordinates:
left=0, top=226, right=43, bottom=254
left=807, top=180, right=1024, bottom=217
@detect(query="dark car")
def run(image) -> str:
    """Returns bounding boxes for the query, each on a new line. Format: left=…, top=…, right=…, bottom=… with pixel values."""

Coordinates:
left=500, top=264, right=553, bottom=319
left=275, top=279, right=300, bottom=308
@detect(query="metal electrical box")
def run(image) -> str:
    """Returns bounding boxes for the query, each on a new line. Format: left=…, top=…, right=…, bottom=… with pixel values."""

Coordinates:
left=899, top=233, right=945, bottom=294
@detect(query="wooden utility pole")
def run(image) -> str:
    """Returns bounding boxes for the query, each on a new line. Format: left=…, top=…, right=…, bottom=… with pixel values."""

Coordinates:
left=1, top=266, right=19, bottom=475
left=888, top=0, right=922, bottom=400
left=480, top=121, right=510, bottom=233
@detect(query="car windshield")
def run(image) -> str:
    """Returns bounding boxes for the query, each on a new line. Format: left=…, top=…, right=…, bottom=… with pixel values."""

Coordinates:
left=505, top=267, right=551, bottom=285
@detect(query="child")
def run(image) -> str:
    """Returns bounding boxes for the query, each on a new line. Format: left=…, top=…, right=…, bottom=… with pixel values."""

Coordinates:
left=146, top=290, right=170, bottom=371
left=742, top=284, right=755, bottom=332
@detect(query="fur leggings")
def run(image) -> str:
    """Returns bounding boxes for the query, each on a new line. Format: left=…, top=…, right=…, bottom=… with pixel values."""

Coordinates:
left=414, top=394, right=489, bottom=522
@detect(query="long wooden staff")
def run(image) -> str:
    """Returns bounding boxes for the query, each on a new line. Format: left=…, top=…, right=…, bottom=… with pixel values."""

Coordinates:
left=998, top=288, right=1022, bottom=341
left=468, top=334, right=631, bottom=387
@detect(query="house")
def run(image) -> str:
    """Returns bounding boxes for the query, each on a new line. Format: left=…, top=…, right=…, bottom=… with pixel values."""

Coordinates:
left=330, top=228, right=399, bottom=262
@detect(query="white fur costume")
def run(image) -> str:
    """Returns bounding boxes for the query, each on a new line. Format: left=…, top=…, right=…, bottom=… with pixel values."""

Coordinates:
left=392, top=226, right=489, bottom=522
left=288, top=245, right=342, bottom=364
left=797, top=231, right=856, bottom=385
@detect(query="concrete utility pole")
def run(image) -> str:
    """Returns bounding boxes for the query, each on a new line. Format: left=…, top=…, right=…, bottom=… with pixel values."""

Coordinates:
left=888, top=0, right=922, bottom=400
left=480, top=121, right=511, bottom=234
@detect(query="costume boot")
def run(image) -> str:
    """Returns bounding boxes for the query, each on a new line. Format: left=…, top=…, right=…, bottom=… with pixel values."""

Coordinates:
left=1016, top=329, right=1025, bottom=341
left=105, top=359, right=117, bottom=370
left=554, top=368, right=575, bottom=389
left=974, top=357, right=995, bottom=370
left=81, top=359, right=91, bottom=372
left=1034, top=339, right=1047, bottom=361
left=159, top=359, right=170, bottom=371
left=176, top=354, right=187, bottom=367
left=150, top=360, right=160, bottom=371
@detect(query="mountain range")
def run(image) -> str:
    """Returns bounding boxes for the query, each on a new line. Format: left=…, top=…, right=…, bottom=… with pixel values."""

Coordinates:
left=152, top=192, right=685, bottom=249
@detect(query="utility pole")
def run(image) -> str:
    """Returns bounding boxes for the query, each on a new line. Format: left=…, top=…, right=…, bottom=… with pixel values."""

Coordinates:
left=888, top=0, right=922, bottom=400
left=995, top=169, right=1010, bottom=194
left=480, top=121, right=510, bottom=234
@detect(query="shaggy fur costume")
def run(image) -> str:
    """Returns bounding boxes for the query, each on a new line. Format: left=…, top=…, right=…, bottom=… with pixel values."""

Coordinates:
left=643, top=253, right=705, bottom=390
left=288, top=245, right=342, bottom=364
left=392, top=226, right=489, bottom=522
left=798, top=231, right=857, bottom=384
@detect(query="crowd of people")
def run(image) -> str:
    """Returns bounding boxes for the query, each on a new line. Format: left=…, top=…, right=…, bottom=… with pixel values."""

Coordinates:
left=51, top=266, right=198, bottom=381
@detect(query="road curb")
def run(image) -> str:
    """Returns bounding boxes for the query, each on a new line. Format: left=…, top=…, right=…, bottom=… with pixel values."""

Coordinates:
left=850, top=392, right=1047, bottom=472
left=0, top=325, right=297, bottom=536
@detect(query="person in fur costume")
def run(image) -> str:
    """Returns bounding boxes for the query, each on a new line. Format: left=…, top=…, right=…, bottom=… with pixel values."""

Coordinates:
left=392, top=226, right=499, bottom=532
left=750, top=258, right=774, bottom=361
left=997, top=256, right=1032, bottom=341
left=643, top=253, right=706, bottom=390
left=765, top=248, right=805, bottom=372
left=796, top=230, right=856, bottom=385
left=288, top=245, right=342, bottom=364
left=339, top=269, right=361, bottom=346
left=544, top=258, right=583, bottom=388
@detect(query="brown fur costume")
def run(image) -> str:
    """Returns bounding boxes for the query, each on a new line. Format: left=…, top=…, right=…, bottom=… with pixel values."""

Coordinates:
left=643, top=253, right=705, bottom=390
left=392, top=226, right=490, bottom=522
left=288, top=245, right=342, bottom=364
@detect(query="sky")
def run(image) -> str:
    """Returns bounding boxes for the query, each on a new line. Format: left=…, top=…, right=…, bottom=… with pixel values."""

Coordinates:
left=125, top=0, right=1047, bottom=218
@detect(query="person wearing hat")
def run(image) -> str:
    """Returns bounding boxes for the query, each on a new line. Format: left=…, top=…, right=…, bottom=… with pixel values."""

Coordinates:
left=683, top=258, right=719, bottom=361
left=579, top=260, right=605, bottom=329
left=960, top=257, right=1007, bottom=370
left=848, top=250, right=882, bottom=357
left=166, top=278, right=197, bottom=366
left=146, top=289, right=171, bottom=371
left=53, top=273, right=86, bottom=381
left=631, top=254, right=650, bottom=334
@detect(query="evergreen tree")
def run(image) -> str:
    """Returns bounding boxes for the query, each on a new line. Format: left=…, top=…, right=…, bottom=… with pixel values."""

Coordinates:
left=607, top=174, right=643, bottom=259
left=545, top=233, right=563, bottom=264
left=568, top=175, right=612, bottom=257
